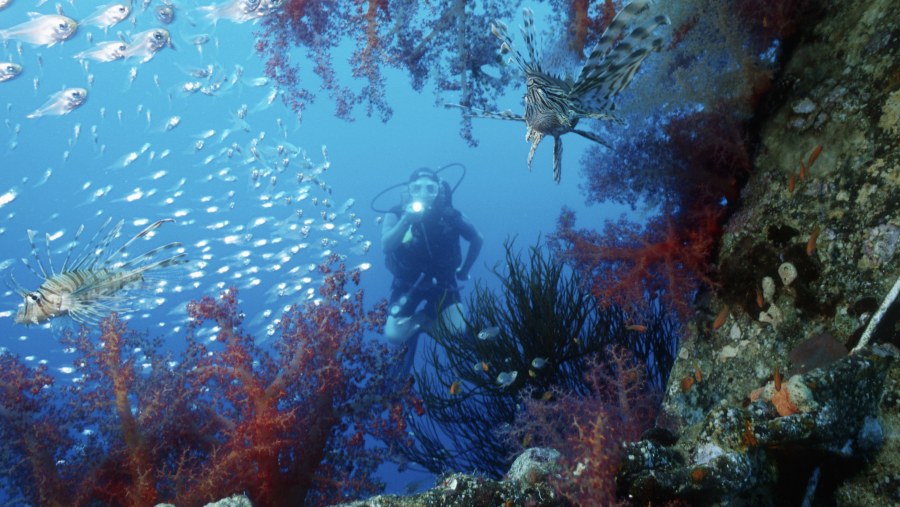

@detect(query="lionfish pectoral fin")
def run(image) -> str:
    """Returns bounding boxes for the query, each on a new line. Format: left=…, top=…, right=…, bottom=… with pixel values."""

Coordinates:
left=573, top=128, right=613, bottom=149
left=527, top=132, right=544, bottom=171
left=444, top=103, right=525, bottom=122
left=580, top=111, right=625, bottom=124
left=552, top=136, right=563, bottom=183
left=67, top=296, right=122, bottom=325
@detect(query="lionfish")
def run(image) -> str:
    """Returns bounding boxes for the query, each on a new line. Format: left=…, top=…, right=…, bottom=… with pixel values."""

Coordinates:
left=11, top=218, right=186, bottom=326
left=452, top=0, right=670, bottom=182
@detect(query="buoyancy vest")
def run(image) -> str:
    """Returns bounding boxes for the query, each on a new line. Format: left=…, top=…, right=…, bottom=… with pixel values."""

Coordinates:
left=386, top=204, right=463, bottom=286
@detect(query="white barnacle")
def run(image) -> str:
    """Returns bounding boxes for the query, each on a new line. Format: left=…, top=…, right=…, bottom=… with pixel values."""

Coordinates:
left=759, top=304, right=783, bottom=330
left=778, top=263, right=798, bottom=286
left=762, top=276, right=776, bottom=303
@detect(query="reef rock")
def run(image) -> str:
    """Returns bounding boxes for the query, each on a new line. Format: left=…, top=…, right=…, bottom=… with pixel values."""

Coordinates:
left=617, top=0, right=900, bottom=504
left=333, top=447, right=571, bottom=507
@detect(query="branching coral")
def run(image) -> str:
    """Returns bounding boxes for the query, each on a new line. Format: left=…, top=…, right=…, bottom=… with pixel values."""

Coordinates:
left=545, top=0, right=805, bottom=321
left=553, top=209, right=719, bottom=319
left=506, top=347, right=658, bottom=506
left=256, top=0, right=519, bottom=136
left=0, top=260, right=412, bottom=507
left=402, top=241, right=678, bottom=477
left=554, top=109, right=752, bottom=318
left=256, top=0, right=634, bottom=143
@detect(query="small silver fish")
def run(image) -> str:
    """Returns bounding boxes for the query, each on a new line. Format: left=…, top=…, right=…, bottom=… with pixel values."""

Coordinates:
left=164, top=115, right=181, bottom=131
left=0, top=62, right=22, bottom=82
left=26, top=88, right=87, bottom=118
left=73, top=41, right=127, bottom=62
left=0, top=14, right=78, bottom=47
left=530, top=357, right=548, bottom=369
left=122, top=29, right=171, bottom=63
left=82, top=3, right=131, bottom=30
left=495, top=370, right=518, bottom=388
left=477, top=325, right=500, bottom=340
left=199, top=0, right=261, bottom=24
left=155, top=3, right=175, bottom=24
left=256, top=0, right=283, bottom=17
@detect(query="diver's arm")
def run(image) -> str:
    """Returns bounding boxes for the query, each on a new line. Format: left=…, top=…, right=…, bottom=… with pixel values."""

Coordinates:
left=456, top=214, right=483, bottom=279
left=382, top=211, right=412, bottom=254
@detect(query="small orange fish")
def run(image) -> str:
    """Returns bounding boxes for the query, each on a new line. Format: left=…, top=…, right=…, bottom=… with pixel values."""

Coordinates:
left=774, top=365, right=782, bottom=391
left=694, top=363, right=702, bottom=383
left=788, top=173, right=796, bottom=193
left=712, top=304, right=729, bottom=330
left=807, top=225, right=820, bottom=256
left=449, top=381, right=460, bottom=395
left=807, top=144, right=823, bottom=167
left=799, top=160, right=807, bottom=181
left=481, top=361, right=489, bottom=372
left=756, top=286, right=764, bottom=308
left=626, top=324, right=647, bottom=332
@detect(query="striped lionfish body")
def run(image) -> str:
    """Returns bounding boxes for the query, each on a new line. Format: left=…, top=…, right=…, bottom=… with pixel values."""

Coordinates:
left=12, top=218, right=186, bottom=325
left=453, top=0, right=669, bottom=182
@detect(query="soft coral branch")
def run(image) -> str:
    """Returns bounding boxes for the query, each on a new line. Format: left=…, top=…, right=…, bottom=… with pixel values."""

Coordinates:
left=553, top=110, right=748, bottom=318
left=505, top=347, right=658, bottom=505
left=1, top=259, right=412, bottom=507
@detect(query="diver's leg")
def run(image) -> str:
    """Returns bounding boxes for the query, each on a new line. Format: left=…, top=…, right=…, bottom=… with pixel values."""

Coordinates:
left=385, top=313, right=422, bottom=347
left=438, top=302, right=467, bottom=335
left=394, top=331, right=421, bottom=380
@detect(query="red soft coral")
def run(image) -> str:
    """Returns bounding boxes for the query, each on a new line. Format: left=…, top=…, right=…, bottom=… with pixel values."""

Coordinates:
left=554, top=209, right=718, bottom=318
left=0, top=259, right=413, bottom=507
left=554, top=110, right=749, bottom=318
left=506, top=347, right=658, bottom=506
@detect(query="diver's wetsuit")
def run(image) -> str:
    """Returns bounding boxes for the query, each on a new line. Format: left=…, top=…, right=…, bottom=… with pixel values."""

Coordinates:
left=386, top=203, right=465, bottom=322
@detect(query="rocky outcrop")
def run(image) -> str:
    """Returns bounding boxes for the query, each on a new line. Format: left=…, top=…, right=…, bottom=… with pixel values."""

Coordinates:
left=334, top=448, right=572, bottom=507
left=617, top=0, right=900, bottom=504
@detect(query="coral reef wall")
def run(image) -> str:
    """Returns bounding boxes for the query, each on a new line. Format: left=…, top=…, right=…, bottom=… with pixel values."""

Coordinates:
left=619, top=0, right=899, bottom=504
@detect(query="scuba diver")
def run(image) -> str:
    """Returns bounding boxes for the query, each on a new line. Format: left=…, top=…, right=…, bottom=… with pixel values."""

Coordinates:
left=379, top=167, right=483, bottom=379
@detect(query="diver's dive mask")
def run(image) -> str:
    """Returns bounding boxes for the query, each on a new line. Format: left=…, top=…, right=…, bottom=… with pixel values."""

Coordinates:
left=408, top=176, right=439, bottom=212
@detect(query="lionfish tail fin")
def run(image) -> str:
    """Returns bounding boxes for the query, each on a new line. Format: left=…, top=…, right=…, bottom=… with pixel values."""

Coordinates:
left=573, top=0, right=669, bottom=110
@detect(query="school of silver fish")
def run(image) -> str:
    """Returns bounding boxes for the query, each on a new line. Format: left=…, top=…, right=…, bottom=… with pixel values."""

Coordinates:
left=0, top=0, right=374, bottom=375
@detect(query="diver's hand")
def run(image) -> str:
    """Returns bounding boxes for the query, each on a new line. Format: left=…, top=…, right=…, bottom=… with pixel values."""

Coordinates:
left=455, top=268, right=470, bottom=281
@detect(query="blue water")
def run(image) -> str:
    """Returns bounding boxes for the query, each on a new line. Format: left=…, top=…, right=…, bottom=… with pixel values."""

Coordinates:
left=0, top=0, right=627, bottom=497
